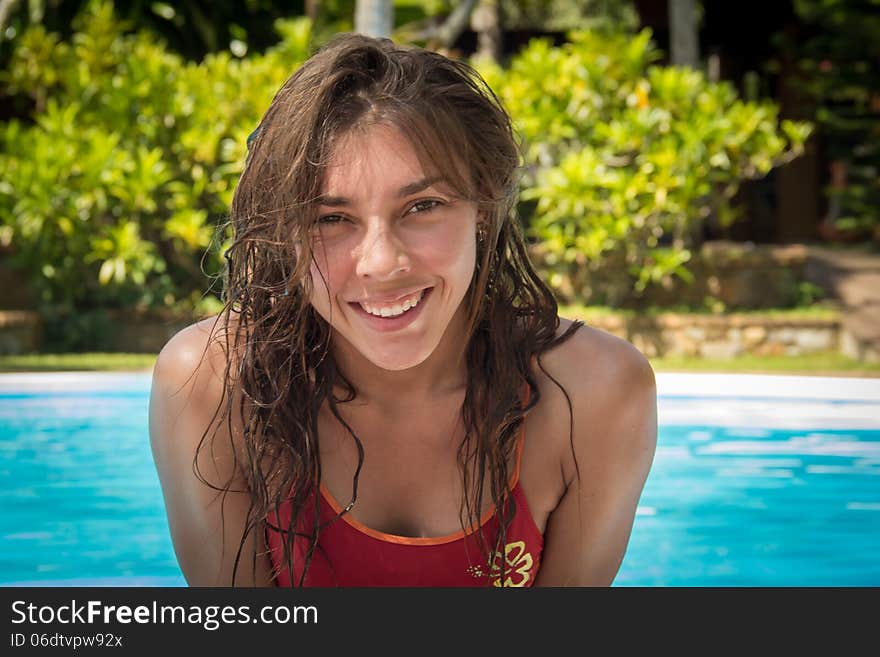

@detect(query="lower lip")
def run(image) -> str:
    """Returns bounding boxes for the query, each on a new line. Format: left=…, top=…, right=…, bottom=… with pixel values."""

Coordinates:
left=348, top=288, right=433, bottom=333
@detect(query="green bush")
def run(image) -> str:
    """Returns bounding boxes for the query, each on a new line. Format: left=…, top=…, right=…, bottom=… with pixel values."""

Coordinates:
left=476, top=30, right=813, bottom=305
left=1, top=4, right=815, bottom=343
left=0, top=2, right=312, bottom=323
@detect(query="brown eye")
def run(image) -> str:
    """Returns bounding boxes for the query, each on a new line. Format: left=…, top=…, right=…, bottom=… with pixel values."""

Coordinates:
left=317, top=214, right=347, bottom=224
left=407, top=199, right=443, bottom=215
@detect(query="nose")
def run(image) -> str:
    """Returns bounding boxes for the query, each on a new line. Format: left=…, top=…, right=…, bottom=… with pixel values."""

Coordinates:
left=354, top=221, right=411, bottom=280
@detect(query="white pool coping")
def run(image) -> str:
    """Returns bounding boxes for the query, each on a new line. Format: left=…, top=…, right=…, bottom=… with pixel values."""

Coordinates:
left=2, top=370, right=878, bottom=395
left=656, top=373, right=880, bottom=401
left=0, top=371, right=153, bottom=393
left=655, top=374, right=880, bottom=429
left=1, top=371, right=879, bottom=429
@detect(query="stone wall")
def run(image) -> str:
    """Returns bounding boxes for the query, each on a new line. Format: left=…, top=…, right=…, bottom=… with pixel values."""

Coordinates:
left=578, top=312, right=841, bottom=360
left=0, top=307, right=845, bottom=360
left=532, top=240, right=812, bottom=309
left=0, top=239, right=863, bottom=360
left=102, top=309, right=196, bottom=353
left=0, top=311, right=42, bottom=354
left=0, top=259, right=37, bottom=311
left=663, top=241, right=810, bottom=310
left=0, top=309, right=193, bottom=355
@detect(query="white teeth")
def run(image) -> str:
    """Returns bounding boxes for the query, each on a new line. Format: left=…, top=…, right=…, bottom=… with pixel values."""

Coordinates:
left=359, top=289, right=425, bottom=318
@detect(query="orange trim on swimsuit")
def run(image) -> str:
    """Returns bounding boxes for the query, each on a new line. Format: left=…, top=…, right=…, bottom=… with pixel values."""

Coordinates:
left=266, top=384, right=543, bottom=587
left=317, top=420, right=527, bottom=546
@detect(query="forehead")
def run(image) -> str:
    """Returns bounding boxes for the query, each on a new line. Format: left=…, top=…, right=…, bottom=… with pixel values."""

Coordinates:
left=321, top=124, right=431, bottom=194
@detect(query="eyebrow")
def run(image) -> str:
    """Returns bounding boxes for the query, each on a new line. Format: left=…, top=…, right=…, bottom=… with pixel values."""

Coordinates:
left=315, top=176, right=447, bottom=207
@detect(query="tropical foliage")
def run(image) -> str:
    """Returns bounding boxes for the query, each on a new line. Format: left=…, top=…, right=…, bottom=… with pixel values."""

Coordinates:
left=0, top=2, right=812, bottom=348
left=0, top=2, right=312, bottom=318
left=478, top=30, right=812, bottom=304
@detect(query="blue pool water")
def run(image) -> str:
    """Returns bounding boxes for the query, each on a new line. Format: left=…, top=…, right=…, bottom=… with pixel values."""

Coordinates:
left=1, top=372, right=878, bottom=586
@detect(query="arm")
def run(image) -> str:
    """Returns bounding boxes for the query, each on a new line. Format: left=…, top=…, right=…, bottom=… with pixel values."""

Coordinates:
left=148, top=321, right=275, bottom=587
left=534, top=331, right=658, bottom=586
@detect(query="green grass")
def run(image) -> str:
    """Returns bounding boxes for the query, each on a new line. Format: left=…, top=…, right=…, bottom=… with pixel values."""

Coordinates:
left=0, top=349, right=877, bottom=377
left=0, top=352, right=157, bottom=372
left=559, top=303, right=841, bottom=321
left=649, top=350, right=880, bottom=377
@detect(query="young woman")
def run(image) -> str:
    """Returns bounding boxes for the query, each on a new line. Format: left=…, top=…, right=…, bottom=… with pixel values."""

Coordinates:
left=148, top=33, right=657, bottom=587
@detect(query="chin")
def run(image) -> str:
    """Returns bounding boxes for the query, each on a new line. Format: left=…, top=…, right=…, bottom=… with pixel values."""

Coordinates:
left=363, top=346, right=434, bottom=372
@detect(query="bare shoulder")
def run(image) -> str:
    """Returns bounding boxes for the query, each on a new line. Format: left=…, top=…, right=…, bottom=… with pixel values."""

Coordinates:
left=152, top=314, right=236, bottom=400
left=531, top=317, right=658, bottom=585
left=533, top=317, right=657, bottom=485
left=150, top=316, right=248, bottom=474
left=149, top=312, right=247, bottom=490
left=540, top=317, right=655, bottom=393
left=149, top=312, right=273, bottom=585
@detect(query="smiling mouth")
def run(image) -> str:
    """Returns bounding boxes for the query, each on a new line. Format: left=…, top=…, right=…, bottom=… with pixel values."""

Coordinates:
left=356, top=288, right=428, bottom=318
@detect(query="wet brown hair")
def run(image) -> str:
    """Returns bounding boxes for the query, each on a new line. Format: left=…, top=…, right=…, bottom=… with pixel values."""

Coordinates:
left=201, top=32, right=581, bottom=585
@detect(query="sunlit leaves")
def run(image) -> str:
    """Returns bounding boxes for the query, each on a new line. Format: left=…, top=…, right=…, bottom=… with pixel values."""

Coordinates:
left=477, top=28, right=813, bottom=304
left=0, top=3, right=313, bottom=313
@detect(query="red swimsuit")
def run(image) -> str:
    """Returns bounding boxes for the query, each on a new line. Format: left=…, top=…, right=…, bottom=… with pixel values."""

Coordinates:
left=265, top=422, right=543, bottom=587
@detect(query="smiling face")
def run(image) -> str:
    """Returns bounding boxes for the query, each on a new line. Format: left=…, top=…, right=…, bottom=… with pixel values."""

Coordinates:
left=307, top=123, right=479, bottom=372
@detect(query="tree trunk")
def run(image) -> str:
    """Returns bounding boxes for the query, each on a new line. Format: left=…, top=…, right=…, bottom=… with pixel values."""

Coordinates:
left=355, top=0, right=393, bottom=38
left=669, top=0, right=699, bottom=68
left=0, top=0, right=23, bottom=36
left=305, top=0, right=319, bottom=23
left=471, top=0, right=502, bottom=64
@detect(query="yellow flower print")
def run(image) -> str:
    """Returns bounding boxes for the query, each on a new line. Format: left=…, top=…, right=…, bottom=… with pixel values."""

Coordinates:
left=489, top=541, right=534, bottom=587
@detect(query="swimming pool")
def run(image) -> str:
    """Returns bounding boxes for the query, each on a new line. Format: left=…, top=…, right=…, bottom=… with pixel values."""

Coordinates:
left=1, top=371, right=877, bottom=586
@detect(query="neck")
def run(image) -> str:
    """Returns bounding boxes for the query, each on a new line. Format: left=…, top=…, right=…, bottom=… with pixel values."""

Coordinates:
left=329, top=309, right=471, bottom=409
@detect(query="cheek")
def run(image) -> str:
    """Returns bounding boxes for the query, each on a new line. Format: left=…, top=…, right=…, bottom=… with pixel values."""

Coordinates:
left=432, top=225, right=476, bottom=278
left=309, top=263, right=333, bottom=308
left=308, top=245, right=347, bottom=294
left=413, top=209, right=476, bottom=257
left=306, top=254, right=338, bottom=314
left=451, top=241, right=476, bottom=281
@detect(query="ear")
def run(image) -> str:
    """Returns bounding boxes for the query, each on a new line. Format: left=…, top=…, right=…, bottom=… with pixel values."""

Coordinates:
left=476, top=210, right=490, bottom=232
